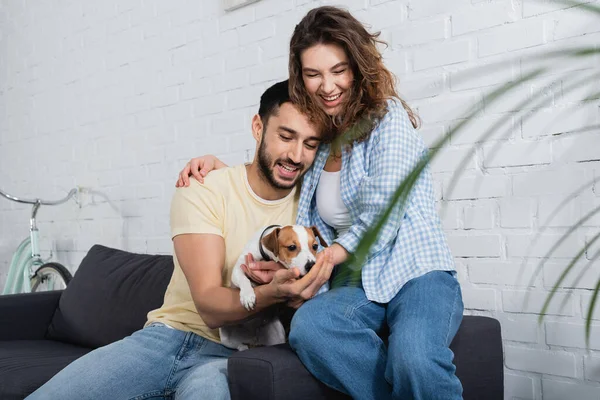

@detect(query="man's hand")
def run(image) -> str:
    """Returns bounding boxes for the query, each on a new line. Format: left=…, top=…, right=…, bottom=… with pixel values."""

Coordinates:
left=240, top=254, right=285, bottom=284
left=175, top=155, right=228, bottom=187
left=267, top=248, right=334, bottom=309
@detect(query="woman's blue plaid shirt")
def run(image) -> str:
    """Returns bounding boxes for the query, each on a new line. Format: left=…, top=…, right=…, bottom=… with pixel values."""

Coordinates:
left=295, top=100, right=456, bottom=303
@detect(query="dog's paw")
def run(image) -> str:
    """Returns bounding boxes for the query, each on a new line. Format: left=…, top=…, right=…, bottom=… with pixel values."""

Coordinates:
left=240, top=288, right=256, bottom=310
left=237, top=344, right=249, bottom=351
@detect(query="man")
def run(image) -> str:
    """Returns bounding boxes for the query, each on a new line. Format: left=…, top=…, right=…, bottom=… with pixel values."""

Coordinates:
left=27, top=81, right=334, bottom=399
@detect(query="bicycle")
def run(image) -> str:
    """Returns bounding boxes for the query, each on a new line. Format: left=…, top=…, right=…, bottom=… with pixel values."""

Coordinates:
left=1, top=187, right=82, bottom=294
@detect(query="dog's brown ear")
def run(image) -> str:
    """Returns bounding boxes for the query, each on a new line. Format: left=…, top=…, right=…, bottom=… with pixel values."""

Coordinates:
left=261, top=228, right=280, bottom=256
left=310, top=226, right=329, bottom=248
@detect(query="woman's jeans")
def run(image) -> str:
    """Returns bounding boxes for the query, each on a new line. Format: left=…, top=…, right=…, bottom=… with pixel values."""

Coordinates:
left=26, top=322, right=234, bottom=400
left=289, top=270, right=464, bottom=400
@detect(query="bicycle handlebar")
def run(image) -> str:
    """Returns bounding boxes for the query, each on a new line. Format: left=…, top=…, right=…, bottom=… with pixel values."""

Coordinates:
left=0, top=187, right=80, bottom=206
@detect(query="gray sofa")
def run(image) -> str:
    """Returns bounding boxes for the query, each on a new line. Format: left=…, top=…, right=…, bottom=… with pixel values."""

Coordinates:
left=0, top=245, right=504, bottom=399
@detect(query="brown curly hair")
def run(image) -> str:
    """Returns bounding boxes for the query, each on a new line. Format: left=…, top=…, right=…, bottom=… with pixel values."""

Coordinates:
left=289, top=6, right=419, bottom=144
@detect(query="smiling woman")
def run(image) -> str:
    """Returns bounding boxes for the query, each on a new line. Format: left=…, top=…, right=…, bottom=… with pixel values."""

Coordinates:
left=300, top=43, right=354, bottom=117
left=285, top=6, right=464, bottom=400
left=288, top=6, right=420, bottom=147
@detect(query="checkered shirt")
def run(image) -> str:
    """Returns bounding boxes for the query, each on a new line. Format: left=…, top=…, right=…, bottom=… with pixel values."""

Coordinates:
left=296, top=100, right=456, bottom=303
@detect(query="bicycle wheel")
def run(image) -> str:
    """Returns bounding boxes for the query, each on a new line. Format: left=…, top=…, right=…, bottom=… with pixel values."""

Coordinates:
left=30, top=262, right=73, bottom=292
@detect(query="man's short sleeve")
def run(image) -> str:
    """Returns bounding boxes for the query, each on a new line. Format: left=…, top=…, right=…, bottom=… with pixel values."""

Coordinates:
left=170, top=179, right=224, bottom=238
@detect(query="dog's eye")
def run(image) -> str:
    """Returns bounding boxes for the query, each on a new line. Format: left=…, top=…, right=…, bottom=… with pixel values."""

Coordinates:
left=287, top=245, right=297, bottom=251
left=312, top=244, right=319, bottom=250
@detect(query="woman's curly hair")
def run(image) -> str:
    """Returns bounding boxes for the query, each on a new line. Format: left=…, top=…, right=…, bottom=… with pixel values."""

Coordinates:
left=289, top=6, right=419, bottom=144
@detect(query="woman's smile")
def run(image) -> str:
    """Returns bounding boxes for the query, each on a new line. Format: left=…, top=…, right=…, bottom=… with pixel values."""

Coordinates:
left=319, top=92, right=344, bottom=109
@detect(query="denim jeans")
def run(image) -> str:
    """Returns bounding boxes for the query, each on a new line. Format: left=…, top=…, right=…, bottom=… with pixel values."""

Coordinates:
left=26, top=322, right=234, bottom=400
left=289, top=270, right=463, bottom=400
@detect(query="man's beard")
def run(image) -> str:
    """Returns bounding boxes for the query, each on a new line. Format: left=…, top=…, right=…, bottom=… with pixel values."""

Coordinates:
left=257, top=136, right=303, bottom=190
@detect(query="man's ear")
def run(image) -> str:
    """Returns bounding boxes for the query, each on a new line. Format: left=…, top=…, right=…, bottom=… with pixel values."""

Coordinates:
left=251, top=114, right=263, bottom=142
left=310, top=226, right=329, bottom=247
left=261, top=228, right=280, bottom=256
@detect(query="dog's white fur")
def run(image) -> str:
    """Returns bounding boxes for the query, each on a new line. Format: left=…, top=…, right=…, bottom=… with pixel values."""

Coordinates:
left=219, top=225, right=317, bottom=350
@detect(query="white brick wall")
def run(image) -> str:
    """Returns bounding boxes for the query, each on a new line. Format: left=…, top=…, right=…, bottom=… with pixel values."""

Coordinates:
left=1, top=0, right=599, bottom=398
left=505, top=346, right=578, bottom=378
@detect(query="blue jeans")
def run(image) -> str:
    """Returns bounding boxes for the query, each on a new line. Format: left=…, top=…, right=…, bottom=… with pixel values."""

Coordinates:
left=289, top=270, right=463, bottom=400
left=27, top=322, right=234, bottom=400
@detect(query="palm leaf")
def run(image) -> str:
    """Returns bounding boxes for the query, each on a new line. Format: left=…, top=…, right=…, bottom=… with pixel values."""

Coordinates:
left=527, top=205, right=600, bottom=288
left=338, top=51, right=599, bottom=286
left=586, top=261, right=600, bottom=345
left=447, top=68, right=600, bottom=203
left=556, top=0, right=600, bottom=14
left=556, top=233, right=600, bottom=315
left=566, top=242, right=600, bottom=294
left=334, top=70, right=545, bottom=287
left=332, top=0, right=600, bottom=341
left=538, top=228, right=600, bottom=321
left=517, top=176, right=598, bottom=283
left=585, top=91, right=600, bottom=101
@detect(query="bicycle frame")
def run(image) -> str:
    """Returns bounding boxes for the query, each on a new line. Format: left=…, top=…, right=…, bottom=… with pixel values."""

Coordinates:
left=1, top=187, right=80, bottom=294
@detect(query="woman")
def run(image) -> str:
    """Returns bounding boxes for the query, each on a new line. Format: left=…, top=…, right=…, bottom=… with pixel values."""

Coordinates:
left=178, top=6, right=462, bottom=400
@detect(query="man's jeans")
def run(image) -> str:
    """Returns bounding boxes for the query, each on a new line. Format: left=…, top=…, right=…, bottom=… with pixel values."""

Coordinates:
left=289, top=270, right=464, bottom=400
left=26, top=322, right=234, bottom=400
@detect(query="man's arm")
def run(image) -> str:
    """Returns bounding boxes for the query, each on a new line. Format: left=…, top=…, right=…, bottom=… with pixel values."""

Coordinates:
left=175, top=233, right=334, bottom=328
left=175, top=233, right=283, bottom=329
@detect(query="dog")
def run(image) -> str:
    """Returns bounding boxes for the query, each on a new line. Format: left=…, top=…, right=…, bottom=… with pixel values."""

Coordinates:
left=219, top=224, right=328, bottom=350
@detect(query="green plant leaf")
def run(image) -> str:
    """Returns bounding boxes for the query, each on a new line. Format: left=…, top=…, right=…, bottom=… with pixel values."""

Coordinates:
left=529, top=205, right=600, bottom=288
left=557, top=238, right=600, bottom=315
left=585, top=91, right=600, bottom=101
left=336, top=62, right=597, bottom=287
left=518, top=177, right=599, bottom=286
left=331, top=2, right=600, bottom=341
left=525, top=203, right=600, bottom=314
left=555, top=0, right=600, bottom=15
left=538, top=228, right=600, bottom=322
left=567, top=245, right=600, bottom=293
left=586, top=267, right=600, bottom=346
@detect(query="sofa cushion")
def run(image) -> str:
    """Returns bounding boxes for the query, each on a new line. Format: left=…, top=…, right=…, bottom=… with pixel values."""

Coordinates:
left=229, top=343, right=349, bottom=400
left=228, top=316, right=504, bottom=400
left=46, top=244, right=173, bottom=349
left=0, top=340, right=92, bottom=400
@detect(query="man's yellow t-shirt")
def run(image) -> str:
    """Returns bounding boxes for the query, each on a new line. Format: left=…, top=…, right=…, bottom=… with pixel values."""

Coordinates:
left=146, top=164, right=298, bottom=343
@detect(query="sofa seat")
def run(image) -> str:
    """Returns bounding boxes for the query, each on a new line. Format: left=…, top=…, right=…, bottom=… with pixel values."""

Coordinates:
left=229, top=315, right=503, bottom=400
left=0, top=245, right=503, bottom=399
left=0, top=340, right=91, bottom=399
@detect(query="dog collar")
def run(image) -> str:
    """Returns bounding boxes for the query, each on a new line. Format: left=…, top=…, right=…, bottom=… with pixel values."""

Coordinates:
left=259, top=224, right=281, bottom=262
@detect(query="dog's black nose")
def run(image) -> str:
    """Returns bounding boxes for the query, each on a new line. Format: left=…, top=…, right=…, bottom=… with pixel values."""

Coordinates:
left=305, top=261, right=315, bottom=273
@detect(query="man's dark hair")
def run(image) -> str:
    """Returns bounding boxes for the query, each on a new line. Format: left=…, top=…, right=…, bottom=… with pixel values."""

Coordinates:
left=258, top=80, right=291, bottom=127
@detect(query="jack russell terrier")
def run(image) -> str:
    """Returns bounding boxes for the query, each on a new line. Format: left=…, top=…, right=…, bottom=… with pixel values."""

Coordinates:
left=220, top=224, right=328, bottom=350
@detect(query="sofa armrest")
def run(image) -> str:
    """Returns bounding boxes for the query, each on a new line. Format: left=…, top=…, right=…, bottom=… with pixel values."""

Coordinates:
left=0, top=290, right=62, bottom=340
left=228, top=343, right=349, bottom=400
left=451, top=315, right=504, bottom=400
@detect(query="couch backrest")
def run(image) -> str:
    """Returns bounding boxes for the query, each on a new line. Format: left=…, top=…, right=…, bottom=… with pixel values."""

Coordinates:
left=46, top=244, right=174, bottom=349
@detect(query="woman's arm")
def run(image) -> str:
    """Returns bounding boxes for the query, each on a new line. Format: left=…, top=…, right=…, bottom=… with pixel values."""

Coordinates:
left=328, top=243, right=350, bottom=265
left=176, top=155, right=228, bottom=187
left=335, top=101, right=428, bottom=259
